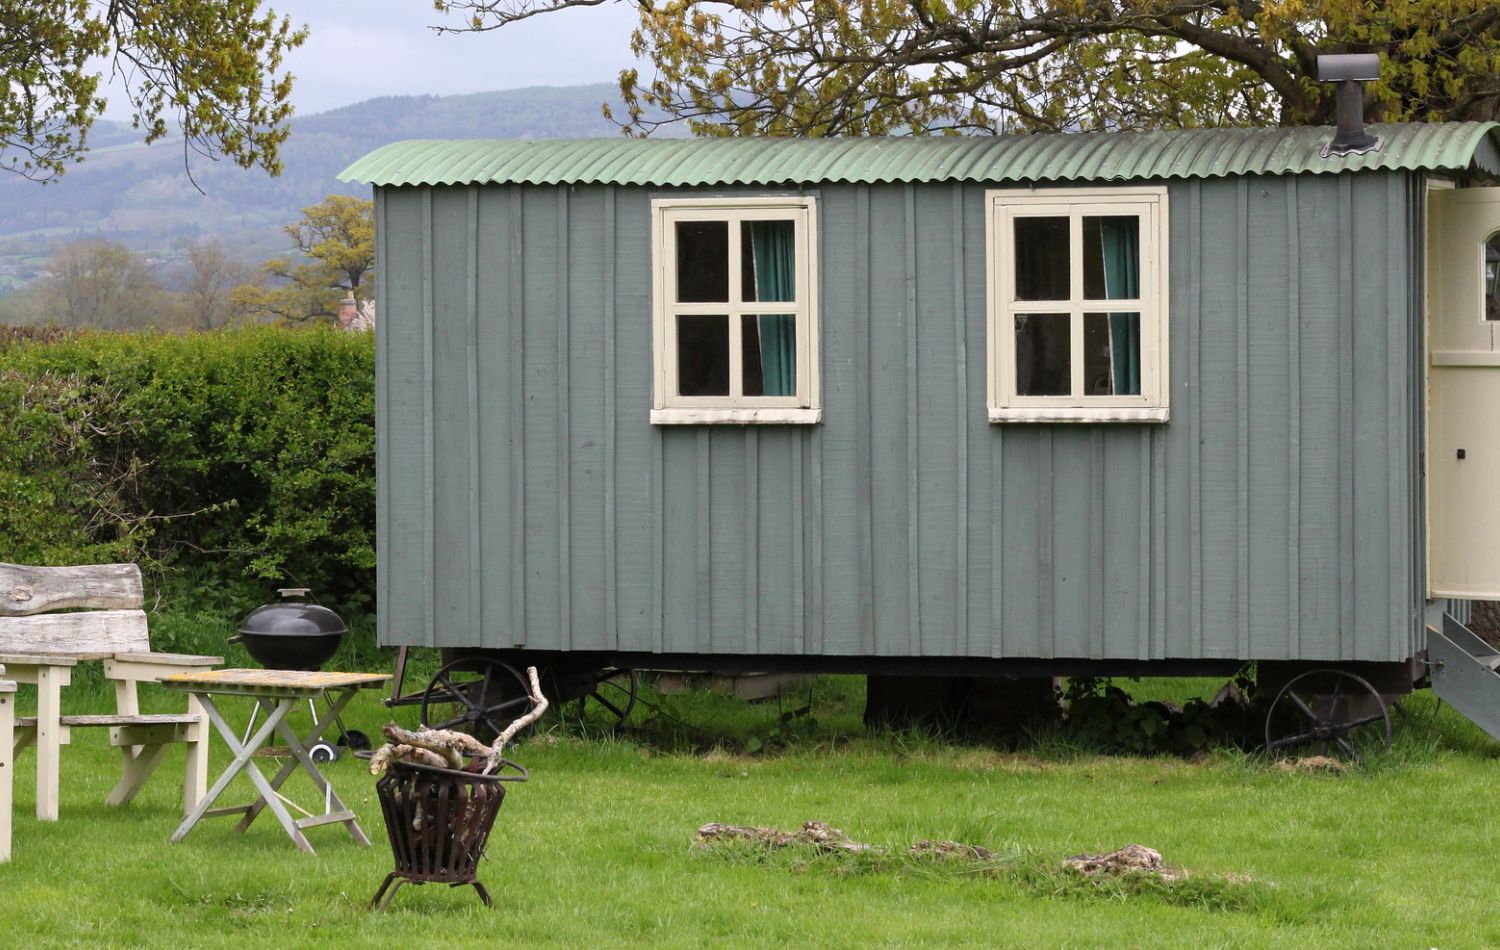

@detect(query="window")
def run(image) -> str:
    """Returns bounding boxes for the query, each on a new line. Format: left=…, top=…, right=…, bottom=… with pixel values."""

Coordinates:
left=651, top=197, right=820, bottom=424
left=987, top=187, right=1169, bottom=422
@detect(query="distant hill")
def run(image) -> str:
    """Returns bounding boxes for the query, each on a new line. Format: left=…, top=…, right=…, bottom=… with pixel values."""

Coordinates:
left=0, top=83, right=655, bottom=286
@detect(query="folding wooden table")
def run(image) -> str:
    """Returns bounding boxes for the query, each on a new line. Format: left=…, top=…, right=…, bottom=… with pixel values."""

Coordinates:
left=160, top=668, right=390, bottom=855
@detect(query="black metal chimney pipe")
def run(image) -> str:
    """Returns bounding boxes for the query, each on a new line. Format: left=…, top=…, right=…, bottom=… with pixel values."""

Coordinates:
left=1317, top=54, right=1382, bottom=156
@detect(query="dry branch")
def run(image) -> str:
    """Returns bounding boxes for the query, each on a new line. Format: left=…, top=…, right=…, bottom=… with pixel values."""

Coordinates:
left=483, top=665, right=548, bottom=773
left=697, top=820, right=877, bottom=853
left=368, top=664, right=548, bottom=775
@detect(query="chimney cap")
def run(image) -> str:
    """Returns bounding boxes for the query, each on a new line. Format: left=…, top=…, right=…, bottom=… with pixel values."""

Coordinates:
left=1317, top=54, right=1380, bottom=83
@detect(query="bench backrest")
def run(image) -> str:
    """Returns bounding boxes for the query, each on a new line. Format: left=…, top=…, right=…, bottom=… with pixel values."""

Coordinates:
left=0, top=563, right=150, bottom=658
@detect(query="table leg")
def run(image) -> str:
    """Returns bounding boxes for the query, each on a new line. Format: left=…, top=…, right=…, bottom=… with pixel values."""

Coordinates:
left=270, top=699, right=370, bottom=846
left=170, top=696, right=293, bottom=847
left=235, top=688, right=363, bottom=838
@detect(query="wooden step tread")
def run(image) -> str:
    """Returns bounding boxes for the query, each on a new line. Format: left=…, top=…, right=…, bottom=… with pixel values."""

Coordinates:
left=15, top=713, right=201, bottom=728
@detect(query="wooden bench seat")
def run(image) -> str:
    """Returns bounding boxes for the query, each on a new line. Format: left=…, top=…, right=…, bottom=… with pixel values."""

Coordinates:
left=1, top=563, right=222, bottom=825
left=17, top=713, right=202, bottom=729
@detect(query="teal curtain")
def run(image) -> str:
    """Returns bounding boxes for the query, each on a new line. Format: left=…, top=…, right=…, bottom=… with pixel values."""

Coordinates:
left=751, top=221, right=797, bottom=397
left=1099, top=219, right=1141, bottom=396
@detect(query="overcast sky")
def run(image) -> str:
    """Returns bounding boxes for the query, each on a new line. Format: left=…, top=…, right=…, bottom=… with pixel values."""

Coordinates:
left=101, top=1, right=641, bottom=120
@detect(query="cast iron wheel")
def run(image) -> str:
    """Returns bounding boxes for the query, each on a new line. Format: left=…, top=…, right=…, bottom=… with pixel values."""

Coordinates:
left=1264, top=669, right=1392, bottom=765
left=420, top=658, right=535, bottom=741
left=573, top=669, right=639, bottom=726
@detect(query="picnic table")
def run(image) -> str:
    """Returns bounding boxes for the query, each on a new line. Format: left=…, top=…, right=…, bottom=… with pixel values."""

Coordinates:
left=160, top=668, right=390, bottom=855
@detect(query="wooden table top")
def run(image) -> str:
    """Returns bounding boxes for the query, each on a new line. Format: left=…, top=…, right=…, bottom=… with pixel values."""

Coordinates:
left=160, top=668, right=391, bottom=698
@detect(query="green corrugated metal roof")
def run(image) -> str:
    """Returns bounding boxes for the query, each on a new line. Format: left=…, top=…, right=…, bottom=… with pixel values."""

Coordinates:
left=339, top=123, right=1500, bottom=188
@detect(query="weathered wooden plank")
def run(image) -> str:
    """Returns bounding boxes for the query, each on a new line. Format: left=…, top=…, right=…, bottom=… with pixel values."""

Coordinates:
left=0, top=563, right=143, bottom=616
left=160, top=668, right=390, bottom=693
left=379, top=189, right=431, bottom=649
left=1195, top=180, right=1241, bottom=658
left=430, top=186, right=475, bottom=649
left=422, top=188, right=436, bottom=648
left=608, top=192, right=657, bottom=654
left=1294, top=176, right=1343, bottom=660
left=0, top=610, right=150, bottom=655
left=867, top=185, right=912, bottom=655
left=566, top=186, right=609, bottom=651
left=1284, top=178, right=1303, bottom=660
left=522, top=186, right=563, bottom=645
left=1244, top=178, right=1294, bottom=663
left=950, top=185, right=969, bottom=658
left=17, top=713, right=201, bottom=728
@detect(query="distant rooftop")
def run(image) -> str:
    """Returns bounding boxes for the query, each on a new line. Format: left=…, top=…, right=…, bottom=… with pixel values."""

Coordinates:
left=339, top=123, right=1500, bottom=188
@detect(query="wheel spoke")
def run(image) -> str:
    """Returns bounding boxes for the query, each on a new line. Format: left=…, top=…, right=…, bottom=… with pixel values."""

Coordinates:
left=1327, top=676, right=1345, bottom=726
left=1341, top=711, right=1389, bottom=731
left=478, top=695, right=531, bottom=718
left=1335, top=737, right=1360, bottom=763
left=430, top=712, right=466, bottom=730
left=592, top=692, right=626, bottom=720
left=455, top=683, right=485, bottom=714
left=1268, top=729, right=1320, bottom=751
left=1285, top=690, right=1324, bottom=726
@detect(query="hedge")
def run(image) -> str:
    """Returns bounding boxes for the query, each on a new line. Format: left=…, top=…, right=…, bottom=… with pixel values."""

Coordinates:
left=0, top=326, right=375, bottom=624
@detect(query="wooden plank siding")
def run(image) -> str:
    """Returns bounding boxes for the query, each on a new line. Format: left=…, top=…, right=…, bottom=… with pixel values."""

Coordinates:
left=375, top=172, right=1426, bottom=664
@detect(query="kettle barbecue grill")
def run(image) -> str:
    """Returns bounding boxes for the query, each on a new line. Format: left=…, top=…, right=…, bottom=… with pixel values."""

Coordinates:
left=231, top=588, right=368, bottom=760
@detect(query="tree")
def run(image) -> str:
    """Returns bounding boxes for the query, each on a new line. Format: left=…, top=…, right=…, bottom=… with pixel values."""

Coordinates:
left=36, top=240, right=166, bottom=329
left=180, top=240, right=258, bottom=329
left=235, top=195, right=374, bottom=324
left=433, top=1, right=1500, bottom=135
left=0, top=1, right=306, bottom=182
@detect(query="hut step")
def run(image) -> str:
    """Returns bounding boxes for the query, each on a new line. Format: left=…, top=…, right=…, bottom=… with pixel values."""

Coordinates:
left=1428, top=614, right=1500, bottom=744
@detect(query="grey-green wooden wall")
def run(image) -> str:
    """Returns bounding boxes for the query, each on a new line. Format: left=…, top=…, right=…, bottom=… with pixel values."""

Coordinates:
left=374, top=170, right=1428, bottom=663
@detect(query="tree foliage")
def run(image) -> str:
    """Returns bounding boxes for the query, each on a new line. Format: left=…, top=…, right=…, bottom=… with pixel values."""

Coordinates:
left=182, top=239, right=259, bottom=329
left=37, top=239, right=167, bottom=329
left=0, top=0, right=306, bottom=182
left=435, top=0, right=1500, bottom=134
left=0, top=326, right=376, bottom=614
left=234, top=194, right=374, bottom=325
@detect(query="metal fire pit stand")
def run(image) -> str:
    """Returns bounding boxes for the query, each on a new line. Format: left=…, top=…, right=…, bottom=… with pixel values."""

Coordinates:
left=160, top=669, right=391, bottom=854
left=366, top=754, right=528, bottom=911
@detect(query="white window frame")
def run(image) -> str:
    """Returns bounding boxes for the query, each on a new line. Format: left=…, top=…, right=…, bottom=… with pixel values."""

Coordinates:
left=650, top=196, right=821, bottom=425
left=986, top=186, right=1170, bottom=423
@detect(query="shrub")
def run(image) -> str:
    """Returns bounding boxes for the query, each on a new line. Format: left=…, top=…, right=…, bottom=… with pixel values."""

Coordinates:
left=0, top=326, right=375, bottom=624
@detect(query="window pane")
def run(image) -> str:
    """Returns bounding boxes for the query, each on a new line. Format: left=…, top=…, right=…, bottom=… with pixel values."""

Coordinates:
left=1015, top=312, right=1070, bottom=396
left=676, top=221, right=728, bottom=302
left=1014, top=217, right=1069, bottom=301
left=1084, top=312, right=1141, bottom=396
left=742, top=314, right=796, bottom=397
left=678, top=314, right=730, bottom=395
left=1487, top=232, right=1500, bottom=322
left=1083, top=216, right=1140, bottom=301
left=742, top=220, right=797, bottom=303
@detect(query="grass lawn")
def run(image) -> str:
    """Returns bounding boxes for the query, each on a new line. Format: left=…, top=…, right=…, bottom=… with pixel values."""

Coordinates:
left=1, top=668, right=1497, bottom=948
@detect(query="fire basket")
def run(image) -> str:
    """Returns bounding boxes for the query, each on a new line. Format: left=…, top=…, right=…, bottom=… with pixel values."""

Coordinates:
left=367, top=754, right=528, bottom=910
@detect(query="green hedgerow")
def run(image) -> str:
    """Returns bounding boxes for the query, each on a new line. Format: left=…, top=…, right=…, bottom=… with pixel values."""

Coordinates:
left=0, top=325, right=374, bottom=622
